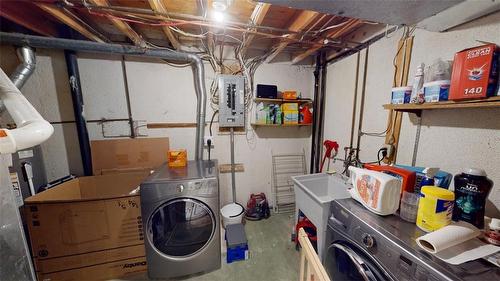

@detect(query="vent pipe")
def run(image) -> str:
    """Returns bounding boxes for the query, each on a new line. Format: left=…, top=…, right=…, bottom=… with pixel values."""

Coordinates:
left=0, top=32, right=207, bottom=161
left=0, top=67, right=54, bottom=153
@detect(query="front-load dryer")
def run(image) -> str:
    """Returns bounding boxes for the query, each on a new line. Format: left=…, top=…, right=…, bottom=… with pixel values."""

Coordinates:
left=140, top=160, right=220, bottom=279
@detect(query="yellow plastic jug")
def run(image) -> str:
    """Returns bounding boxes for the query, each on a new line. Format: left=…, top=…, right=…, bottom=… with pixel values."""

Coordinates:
left=416, top=186, right=455, bottom=232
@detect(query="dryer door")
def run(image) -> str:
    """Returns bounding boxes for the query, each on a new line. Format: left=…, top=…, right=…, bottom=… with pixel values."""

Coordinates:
left=325, top=241, right=392, bottom=281
left=147, top=198, right=216, bottom=258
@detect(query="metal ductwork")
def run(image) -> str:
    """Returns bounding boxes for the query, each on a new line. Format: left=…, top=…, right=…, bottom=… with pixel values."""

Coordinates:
left=0, top=32, right=207, bottom=161
left=10, top=46, right=36, bottom=89
left=0, top=46, right=36, bottom=113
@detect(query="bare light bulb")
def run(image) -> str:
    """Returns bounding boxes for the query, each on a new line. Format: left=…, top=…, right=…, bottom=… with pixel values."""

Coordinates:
left=212, top=11, right=225, bottom=23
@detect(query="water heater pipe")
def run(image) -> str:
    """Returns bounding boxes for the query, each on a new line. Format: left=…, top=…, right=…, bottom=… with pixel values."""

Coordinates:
left=0, top=67, right=54, bottom=153
left=0, top=32, right=207, bottom=161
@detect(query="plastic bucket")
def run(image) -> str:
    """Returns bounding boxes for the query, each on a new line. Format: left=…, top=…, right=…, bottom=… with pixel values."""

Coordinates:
left=221, top=203, right=245, bottom=228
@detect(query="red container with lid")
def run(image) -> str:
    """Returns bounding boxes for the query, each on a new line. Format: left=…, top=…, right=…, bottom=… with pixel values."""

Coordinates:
left=363, top=164, right=416, bottom=195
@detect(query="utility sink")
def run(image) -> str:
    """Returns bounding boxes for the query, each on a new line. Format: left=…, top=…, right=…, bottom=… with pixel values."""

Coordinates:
left=292, top=173, right=352, bottom=260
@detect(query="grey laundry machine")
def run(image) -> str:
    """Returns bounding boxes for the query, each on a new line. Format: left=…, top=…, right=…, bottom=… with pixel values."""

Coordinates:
left=324, top=198, right=500, bottom=281
left=140, top=160, right=221, bottom=279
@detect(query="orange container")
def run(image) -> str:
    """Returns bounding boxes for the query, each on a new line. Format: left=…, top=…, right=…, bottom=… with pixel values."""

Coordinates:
left=168, top=149, right=187, bottom=167
left=363, top=164, right=416, bottom=195
left=282, top=90, right=297, bottom=100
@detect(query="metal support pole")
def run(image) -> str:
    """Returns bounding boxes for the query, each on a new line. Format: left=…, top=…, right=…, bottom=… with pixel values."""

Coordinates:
left=230, top=127, right=236, bottom=202
left=355, top=46, right=369, bottom=159
left=310, top=52, right=327, bottom=173
left=120, top=57, right=135, bottom=138
left=64, top=50, right=93, bottom=176
left=411, top=112, right=422, bottom=166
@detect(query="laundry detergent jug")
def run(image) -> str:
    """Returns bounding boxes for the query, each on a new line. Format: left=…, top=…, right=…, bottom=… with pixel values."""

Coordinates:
left=348, top=166, right=402, bottom=216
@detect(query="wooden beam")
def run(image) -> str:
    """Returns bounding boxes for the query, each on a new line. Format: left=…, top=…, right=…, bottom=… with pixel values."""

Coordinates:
left=241, top=3, right=271, bottom=55
left=88, top=0, right=146, bottom=47
left=266, top=10, right=319, bottom=63
left=36, top=3, right=105, bottom=42
left=0, top=2, right=59, bottom=37
left=148, top=0, right=181, bottom=49
left=292, top=18, right=361, bottom=64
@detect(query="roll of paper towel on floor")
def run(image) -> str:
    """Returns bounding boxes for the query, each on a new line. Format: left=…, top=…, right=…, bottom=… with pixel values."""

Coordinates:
left=416, top=221, right=480, bottom=253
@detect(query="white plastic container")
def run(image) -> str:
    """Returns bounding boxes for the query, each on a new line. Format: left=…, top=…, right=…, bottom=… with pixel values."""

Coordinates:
left=423, top=80, right=450, bottom=102
left=410, top=63, right=425, bottom=103
left=221, top=203, right=245, bottom=228
left=391, top=86, right=412, bottom=104
left=348, top=166, right=402, bottom=216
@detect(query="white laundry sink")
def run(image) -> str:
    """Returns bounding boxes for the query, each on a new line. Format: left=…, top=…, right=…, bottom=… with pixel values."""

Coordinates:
left=292, top=173, right=352, bottom=261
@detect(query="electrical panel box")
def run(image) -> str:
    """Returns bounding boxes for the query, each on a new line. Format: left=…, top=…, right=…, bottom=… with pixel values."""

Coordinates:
left=218, top=75, right=245, bottom=128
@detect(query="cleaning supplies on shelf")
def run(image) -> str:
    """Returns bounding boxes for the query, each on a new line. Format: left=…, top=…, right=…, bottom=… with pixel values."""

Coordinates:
left=416, top=186, right=455, bottom=232
left=299, top=105, right=312, bottom=124
left=410, top=63, right=425, bottom=103
left=419, top=167, right=439, bottom=188
left=416, top=221, right=499, bottom=265
left=391, top=86, right=412, bottom=104
left=348, top=166, right=402, bottom=216
left=423, top=80, right=450, bottom=102
left=255, top=102, right=267, bottom=124
left=452, top=168, right=493, bottom=229
left=449, top=43, right=499, bottom=100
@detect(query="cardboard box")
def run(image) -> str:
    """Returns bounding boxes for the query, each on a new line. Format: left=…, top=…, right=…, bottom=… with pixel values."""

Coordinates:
left=24, top=171, right=149, bottom=280
left=281, top=102, right=298, bottom=111
left=449, top=43, right=499, bottom=100
left=91, top=137, right=169, bottom=175
left=37, top=256, right=147, bottom=281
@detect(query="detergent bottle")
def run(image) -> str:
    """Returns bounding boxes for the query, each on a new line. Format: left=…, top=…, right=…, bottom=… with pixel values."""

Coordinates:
left=348, top=166, right=402, bottom=216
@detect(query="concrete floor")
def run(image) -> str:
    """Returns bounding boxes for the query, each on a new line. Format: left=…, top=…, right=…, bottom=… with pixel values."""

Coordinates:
left=122, top=213, right=299, bottom=281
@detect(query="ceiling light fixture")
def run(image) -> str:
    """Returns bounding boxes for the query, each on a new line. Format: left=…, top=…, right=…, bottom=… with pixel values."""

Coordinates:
left=212, top=11, right=225, bottom=23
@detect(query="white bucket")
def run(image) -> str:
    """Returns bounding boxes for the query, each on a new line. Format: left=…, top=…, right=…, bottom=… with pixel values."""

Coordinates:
left=221, top=203, right=244, bottom=228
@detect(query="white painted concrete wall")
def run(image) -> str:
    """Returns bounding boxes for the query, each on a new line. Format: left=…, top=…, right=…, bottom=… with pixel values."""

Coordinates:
left=324, top=11, right=500, bottom=216
left=0, top=47, right=313, bottom=206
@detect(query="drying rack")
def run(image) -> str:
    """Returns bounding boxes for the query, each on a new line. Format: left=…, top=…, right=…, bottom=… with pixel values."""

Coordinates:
left=271, top=151, right=307, bottom=213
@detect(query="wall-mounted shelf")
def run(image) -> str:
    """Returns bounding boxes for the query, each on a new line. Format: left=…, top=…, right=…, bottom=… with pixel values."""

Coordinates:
left=254, top=98, right=313, bottom=104
left=383, top=96, right=500, bottom=115
left=251, top=123, right=312, bottom=127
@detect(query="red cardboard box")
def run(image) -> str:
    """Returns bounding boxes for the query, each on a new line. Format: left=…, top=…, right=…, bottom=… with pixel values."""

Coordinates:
left=449, top=43, right=499, bottom=100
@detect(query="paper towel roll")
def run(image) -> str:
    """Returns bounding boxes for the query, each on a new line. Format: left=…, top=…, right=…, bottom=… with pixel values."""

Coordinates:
left=416, top=221, right=480, bottom=253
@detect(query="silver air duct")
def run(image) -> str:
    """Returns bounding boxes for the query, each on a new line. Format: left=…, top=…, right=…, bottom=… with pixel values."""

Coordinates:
left=0, top=32, right=207, bottom=161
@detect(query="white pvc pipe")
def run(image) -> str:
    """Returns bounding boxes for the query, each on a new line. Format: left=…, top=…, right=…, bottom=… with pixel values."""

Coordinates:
left=0, top=67, right=53, bottom=154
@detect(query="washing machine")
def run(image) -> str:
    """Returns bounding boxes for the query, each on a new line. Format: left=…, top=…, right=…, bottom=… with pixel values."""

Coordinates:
left=140, top=160, right=221, bottom=279
left=324, top=198, right=500, bottom=281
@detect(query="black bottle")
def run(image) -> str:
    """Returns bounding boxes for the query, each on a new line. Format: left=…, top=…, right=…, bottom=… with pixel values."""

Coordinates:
left=453, top=168, right=493, bottom=229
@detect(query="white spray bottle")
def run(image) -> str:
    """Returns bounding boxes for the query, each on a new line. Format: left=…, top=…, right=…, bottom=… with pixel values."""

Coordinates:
left=410, top=63, right=425, bottom=103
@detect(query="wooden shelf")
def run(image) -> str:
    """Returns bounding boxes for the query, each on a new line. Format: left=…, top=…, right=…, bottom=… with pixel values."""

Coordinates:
left=383, top=96, right=500, bottom=114
left=251, top=123, right=312, bottom=127
left=254, top=98, right=313, bottom=104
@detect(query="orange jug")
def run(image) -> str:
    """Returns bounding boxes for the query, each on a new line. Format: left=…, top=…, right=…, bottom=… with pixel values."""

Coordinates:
left=299, top=105, right=312, bottom=124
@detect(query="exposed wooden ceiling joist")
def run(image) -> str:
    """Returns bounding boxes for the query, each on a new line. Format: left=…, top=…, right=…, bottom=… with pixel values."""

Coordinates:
left=265, top=10, right=319, bottom=62
left=0, top=2, right=59, bottom=37
left=36, top=3, right=106, bottom=42
left=88, top=0, right=146, bottom=47
left=147, top=0, right=181, bottom=49
left=292, top=18, right=362, bottom=64
left=241, top=3, right=271, bottom=55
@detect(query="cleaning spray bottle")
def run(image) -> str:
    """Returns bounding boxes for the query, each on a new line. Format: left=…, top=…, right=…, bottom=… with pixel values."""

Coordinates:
left=415, top=167, right=440, bottom=194
left=410, top=63, right=425, bottom=103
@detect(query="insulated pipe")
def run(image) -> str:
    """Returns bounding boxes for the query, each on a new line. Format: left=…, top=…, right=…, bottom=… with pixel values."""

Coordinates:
left=0, top=32, right=207, bottom=160
left=0, top=67, right=54, bottom=153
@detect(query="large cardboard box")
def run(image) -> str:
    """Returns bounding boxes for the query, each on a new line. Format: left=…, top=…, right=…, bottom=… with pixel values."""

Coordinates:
left=24, top=171, right=149, bottom=281
left=91, top=137, right=169, bottom=175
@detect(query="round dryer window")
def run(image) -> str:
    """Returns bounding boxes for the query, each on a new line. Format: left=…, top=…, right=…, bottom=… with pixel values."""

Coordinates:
left=147, top=198, right=216, bottom=258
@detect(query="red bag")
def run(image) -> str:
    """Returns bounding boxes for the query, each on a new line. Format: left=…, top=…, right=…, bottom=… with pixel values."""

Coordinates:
left=245, top=193, right=270, bottom=221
